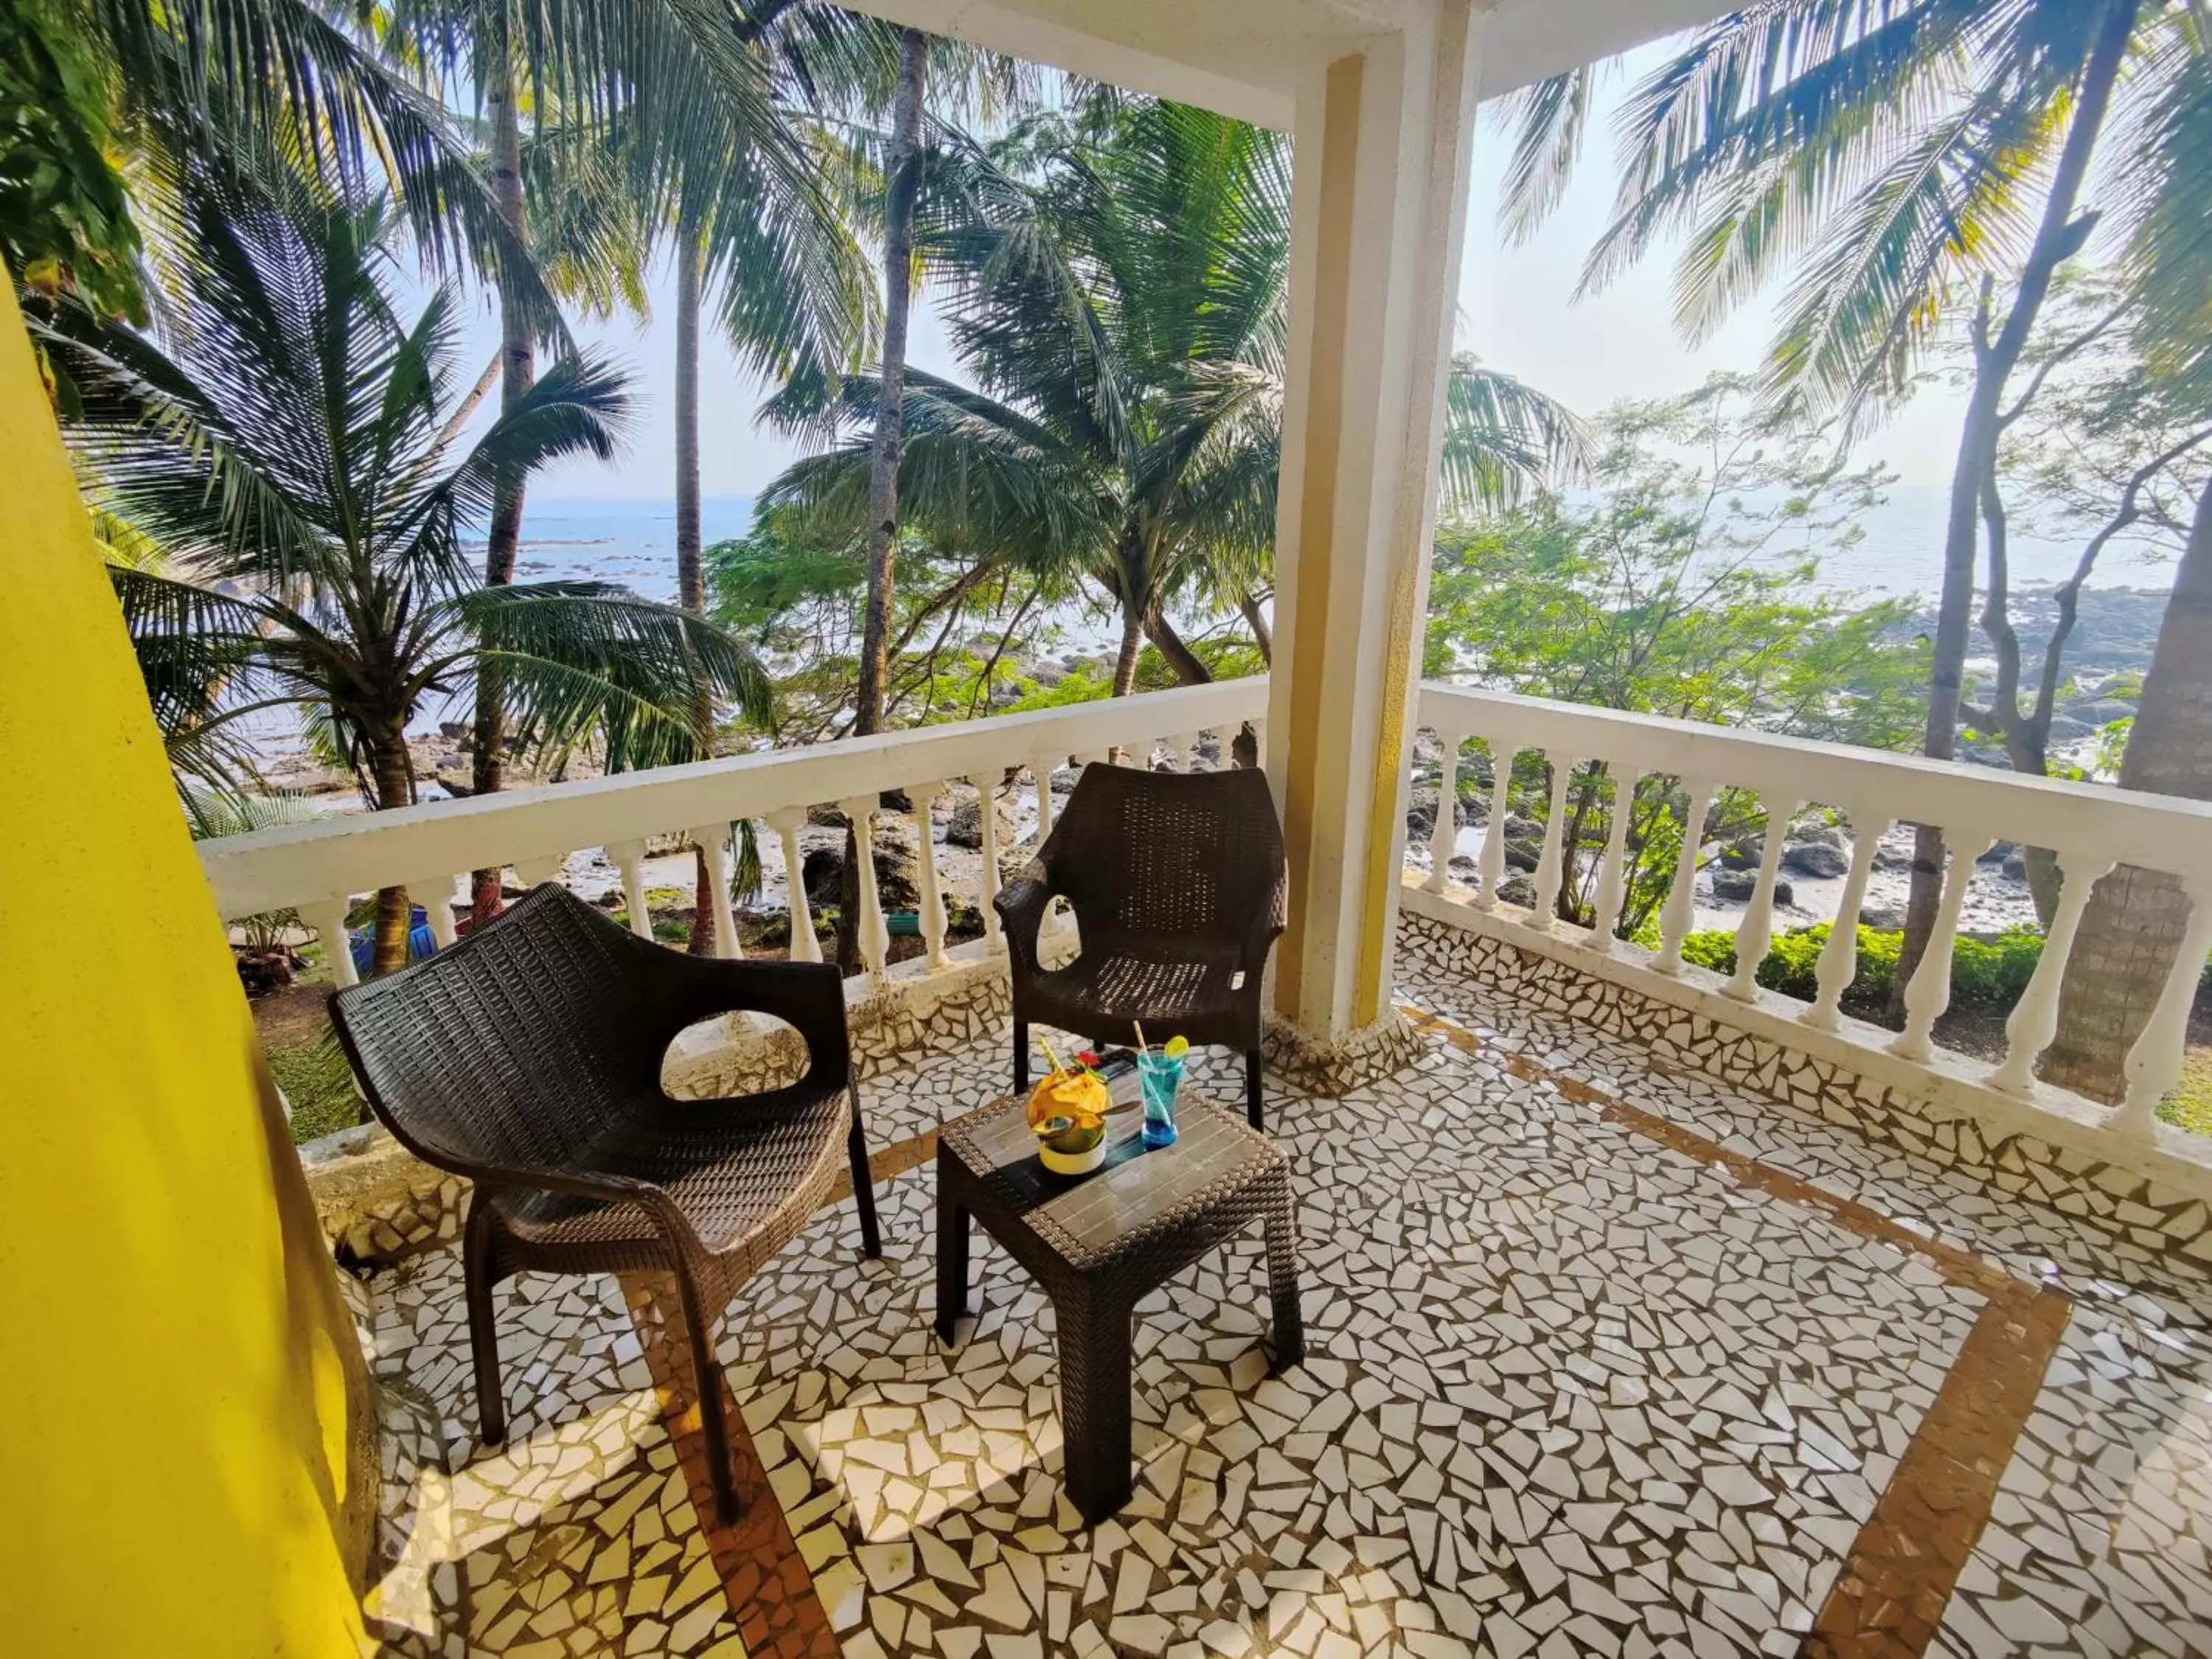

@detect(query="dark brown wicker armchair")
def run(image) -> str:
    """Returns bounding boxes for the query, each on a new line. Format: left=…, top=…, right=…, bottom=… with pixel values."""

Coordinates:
left=995, top=761, right=1287, bottom=1128
left=330, top=883, right=879, bottom=1521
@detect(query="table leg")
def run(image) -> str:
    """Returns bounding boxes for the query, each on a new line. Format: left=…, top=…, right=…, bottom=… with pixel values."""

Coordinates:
left=1059, top=1290, right=1133, bottom=1526
left=936, top=1194, right=970, bottom=1346
left=1265, top=1203, right=1304, bottom=1371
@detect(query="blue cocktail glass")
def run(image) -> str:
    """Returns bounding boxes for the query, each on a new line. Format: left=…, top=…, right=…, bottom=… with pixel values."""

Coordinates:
left=1137, top=1051, right=1184, bottom=1148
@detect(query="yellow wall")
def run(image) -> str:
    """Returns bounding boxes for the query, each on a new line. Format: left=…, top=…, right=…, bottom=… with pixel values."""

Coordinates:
left=0, top=283, right=372, bottom=1652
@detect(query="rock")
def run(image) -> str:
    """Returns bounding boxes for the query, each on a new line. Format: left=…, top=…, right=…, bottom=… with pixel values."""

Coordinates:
left=1447, top=854, right=1478, bottom=878
left=1790, top=823, right=1845, bottom=850
left=2002, top=851, right=2029, bottom=881
left=2065, top=698, right=2136, bottom=725
left=1976, top=839, right=2019, bottom=864
left=1710, top=869, right=1756, bottom=902
left=2044, top=715, right=2096, bottom=742
left=1872, top=842, right=1913, bottom=873
left=438, top=720, right=470, bottom=740
left=1718, top=836, right=1763, bottom=871
left=1781, top=841, right=1851, bottom=879
left=1503, top=832, right=1543, bottom=874
left=807, top=802, right=848, bottom=830
left=1405, top=788, right=1471, bottom=841
left=802, top=843, right=921, bottom=911
left=1859, top=905, right=1905, bottom=931
left=945, top=790, right=1014, bottom=850
left=1495, top=874, right=1537, bottom=908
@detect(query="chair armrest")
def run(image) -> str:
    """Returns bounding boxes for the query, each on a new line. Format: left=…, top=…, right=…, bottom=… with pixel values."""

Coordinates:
left=994, top=866, right=1055, bottom=977
left=477, top=1164, right=709, bottom=1254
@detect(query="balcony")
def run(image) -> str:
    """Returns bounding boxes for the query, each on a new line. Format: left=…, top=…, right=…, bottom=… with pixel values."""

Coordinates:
left=200, top=680, right=2212, bottom=1658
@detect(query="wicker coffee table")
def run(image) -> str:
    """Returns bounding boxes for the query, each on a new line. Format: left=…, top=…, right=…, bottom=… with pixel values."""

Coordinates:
left=934, top=1077, right=1304, bottom=1524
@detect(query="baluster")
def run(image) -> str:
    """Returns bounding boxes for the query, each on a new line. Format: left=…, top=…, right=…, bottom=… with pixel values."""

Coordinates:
left=1032, top=751, right=1063, bottom=846
left=1247, top=719, right=1266, bottom=769
left=1990, top=849, right=2112, bottom=1093
left=302, top=897, right=358, bottom=990
left=685, top=824, right=741, bottom=961
left=838, top=796, right=890, bottom=981
left=1472, top=744, right=1520, bottom=913
left=1889, top=833, right=1994, bottom=1062
left=909, top=780, right=950, bottom=969
left=514, top=855, right=563, bottom=891
left=1655, top=778, right=1721, bottom=975
left=1175, top=731, right=1203, bottom=772
left=1422, top=729, right=1468, bottom=895
left=762, top=809, right=819, bottom=963
left=605, top=839, right=655, bottom=941
left=1725, top=799, right=1802, bottom=1001
left=1526, top=755, right=1579, bottom=933
left=973, top=774, right=1006, bottom=956
left=409, top=874, right=460, bottom=950
left=2112, top=875, right=2212, bottom=1136
left=1806, top=813, right=1891, bottom=1031
left=1588, top=768, right=1641, bottom=954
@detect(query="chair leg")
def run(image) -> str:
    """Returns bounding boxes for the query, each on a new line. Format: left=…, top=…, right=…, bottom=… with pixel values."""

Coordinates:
left=847, top=1085, right=882, bottom=1259
left=1012, top=1018, right=1030, bottom=1094
left=1246, top=1048, right=1265, bottom=1131
left=670, top=1263, right=739, bottom=1524
left=462, top=1198, right=506, bottom=1446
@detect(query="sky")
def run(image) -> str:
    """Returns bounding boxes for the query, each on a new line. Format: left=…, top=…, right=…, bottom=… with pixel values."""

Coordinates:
left=477, top=38, right=1973, bottom=507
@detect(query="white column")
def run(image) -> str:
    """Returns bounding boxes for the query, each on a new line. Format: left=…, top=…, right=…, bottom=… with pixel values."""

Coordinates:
left=1264, top=1, right=1484, bottom=1040
left=972, top=776, right=1006, bottom=956
left=839, top=796, right=889, bottom=982
left=1422, top=729, right=1467, bottom=894
left=410, top=875, right=459, bottom=949
left=762, top=808, right=819, bottom=963
left=909, top=780, right=949, bottom=970
left=1655, top=779, right=1720, bottom=975
left=1472, top=745, right=1518, bottom=914
left=685, top=824, right=740, bottom=960
left=1890, top=835, right=1993, bottom=1062
left=1990, top=850, right=2112, bottom=1093
left=1725, top=799, right=1801, bottom=1002
left=302, top=897, right=358, bottom=990
left=1526, top=755, right=1578, bottom=934
left=2112, top=876, right=2212, bottom=1135
left=1807, top=814, right=1891, bottom=1031
left=1587, top=768, right=1641, bottom=954
left=605, top=839, right=654, bottom=941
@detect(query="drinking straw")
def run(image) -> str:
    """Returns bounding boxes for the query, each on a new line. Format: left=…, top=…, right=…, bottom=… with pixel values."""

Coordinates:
left=1133, top=1021, right=1152, bottom=1058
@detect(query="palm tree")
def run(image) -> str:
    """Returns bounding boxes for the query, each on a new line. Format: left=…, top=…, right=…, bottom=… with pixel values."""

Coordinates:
left=36, top=164, right=768, bottom=973
left=763, top=98, right=1585, bottom=695
left=1500, top=0, right=2212, bottom=998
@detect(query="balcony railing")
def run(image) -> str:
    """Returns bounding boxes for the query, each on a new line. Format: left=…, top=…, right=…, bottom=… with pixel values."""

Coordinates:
left=198, top=675, right=2212, bottom=1159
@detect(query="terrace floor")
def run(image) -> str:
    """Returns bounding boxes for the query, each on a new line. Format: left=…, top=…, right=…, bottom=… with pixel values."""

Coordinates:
left=354, top=929, right=2212, bottom=1659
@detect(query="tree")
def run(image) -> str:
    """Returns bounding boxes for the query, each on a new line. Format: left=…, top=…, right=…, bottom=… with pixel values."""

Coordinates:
left=765, top=97, right=1585, bottom=698
left=1501, top=0, right=2212, bottom=1003
left=1425, top=375, right=1926, bottom=936
left=38, top=167, right=768, bottom=973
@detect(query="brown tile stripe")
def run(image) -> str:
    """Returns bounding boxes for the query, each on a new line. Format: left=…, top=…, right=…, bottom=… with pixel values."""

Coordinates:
left=619, top=1273, right=840, bottom=1659
left=1397, top=1002, right=2073, bottom=1658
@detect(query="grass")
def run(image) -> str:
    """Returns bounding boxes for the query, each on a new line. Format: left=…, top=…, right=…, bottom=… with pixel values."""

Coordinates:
left=268, top=1029, right=362, bottom=1143
left=2160, top=1047, right=2212, bottom=1136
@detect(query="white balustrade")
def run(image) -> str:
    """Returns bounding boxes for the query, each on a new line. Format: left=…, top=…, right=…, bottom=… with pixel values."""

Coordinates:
left=302, top=897, right=358, bottom=989
left=2114, top=876, right=2212, bottom=1136
left=762, top=809, right=819, bottom=963
left=1725, top=799, right=1801, bottom=1002
left=605, top=839, right=655, bottom=942
left=1656, top=779, right=1719, bottom=975
left=411, top=874, right=459, bottom=948
left=513, top=855, right=563, bottom=890
left=1587, top=768, right=1640, bottom=955
left=683, top=826, right=740, bottom=961
left=909, top=780, right=950, bottom=970
left=1889, top=834, right=1993, bottom=1063
left=1472, top=744, right=1518, bottom=913
left=1032, top=749, right=1064, bottom=848
left=1526, top=754, right=1578, bottom=935
left=1806, top=813, right=1890, bottom=1032
left=1174, top=731, right=1203, bottom=772
left=1988, top=849, right=2112, bottom=1093
left=1423, top=728, right=1468, bottom=894
left=839, top=796, right=890, bottom=982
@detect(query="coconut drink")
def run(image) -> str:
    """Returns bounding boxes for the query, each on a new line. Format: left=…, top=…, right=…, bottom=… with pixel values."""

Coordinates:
left=1027, top=1040, right=1110, bottom=1175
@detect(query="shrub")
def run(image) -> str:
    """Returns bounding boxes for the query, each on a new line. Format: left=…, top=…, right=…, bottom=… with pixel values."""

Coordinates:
left=1673, top=922, right=2037, bottom=1008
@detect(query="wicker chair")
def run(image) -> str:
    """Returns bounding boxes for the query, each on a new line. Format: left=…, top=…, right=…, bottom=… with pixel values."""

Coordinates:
left=330, top=883, right=879, bottom=1521
left=995, top=760, right=1287, bottom=1128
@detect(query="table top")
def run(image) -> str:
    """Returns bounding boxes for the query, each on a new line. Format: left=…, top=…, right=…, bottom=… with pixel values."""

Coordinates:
left=939, top=1070, right=1287, bottom=1273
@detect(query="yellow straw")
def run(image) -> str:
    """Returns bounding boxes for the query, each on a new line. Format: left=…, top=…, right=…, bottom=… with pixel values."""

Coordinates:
left=1133, top=1021, right=1152, bottom=1057
left=1037, top=1032, right=1068, bottom=1077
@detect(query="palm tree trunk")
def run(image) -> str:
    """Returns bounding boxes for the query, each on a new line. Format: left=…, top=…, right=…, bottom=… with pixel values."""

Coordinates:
left=368, top=733, right=417, bottom=976
left=470, top=38, right=535, bottom=929
left=2042, top=471, right=2212, bottom=1099
left=673, top=220, right=718, bottom=956
left=1239, top=589, right=1272, bottom=664
left=1111, top=599, right=1144, bottom=697
left=1142, top=600, right=1212, bottom=686
left=839, top=26, right=928, bottom=974
left=1893, top=0, right=2136, bottom=1012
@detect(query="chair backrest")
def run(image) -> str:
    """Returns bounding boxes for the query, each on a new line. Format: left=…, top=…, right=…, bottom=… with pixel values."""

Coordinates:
left=330, top=883, right=669, bottom=1178
left=1046, top=762, right=1286, bottom=947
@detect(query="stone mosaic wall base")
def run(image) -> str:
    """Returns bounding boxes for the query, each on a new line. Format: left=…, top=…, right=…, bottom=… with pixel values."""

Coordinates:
left=1262, top=1006, right=1427, bottom=1096
left=1394, top=908, right=2212, bottom=1273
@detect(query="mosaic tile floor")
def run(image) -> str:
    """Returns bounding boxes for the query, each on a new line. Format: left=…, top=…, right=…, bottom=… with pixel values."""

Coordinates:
left=356, top=950, right=2212, bottom=1658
